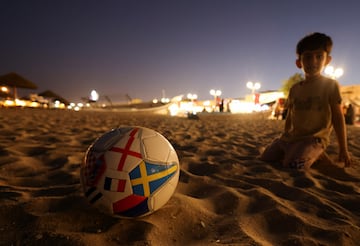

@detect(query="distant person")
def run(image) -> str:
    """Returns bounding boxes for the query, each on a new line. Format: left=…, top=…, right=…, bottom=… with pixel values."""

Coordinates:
left=260, top=32, right=353, bottom=169
left=345, top=103, right=355, bottom=125
left=227, top=99, right=231, bottom=113
left=272, top=98, right=285, bottom=120
left=219, top=99, right=224, bottom=112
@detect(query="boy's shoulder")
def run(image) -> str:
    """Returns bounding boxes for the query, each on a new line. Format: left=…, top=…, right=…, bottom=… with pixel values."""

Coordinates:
left=292, top=76, right=337, bottom=90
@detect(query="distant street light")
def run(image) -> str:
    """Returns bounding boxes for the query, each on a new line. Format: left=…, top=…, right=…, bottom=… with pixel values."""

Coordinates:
left=90, top=89, right=99, bottom=102
left=246, top=81, right=261, bottom=105
left=246, top=81, right=261, bottom=94
left=210, top=89, right=221, bottom=98
left=210, top=89, right=222, bottom=111
left=324, top=66, right=344, bottom=79
left=210, top=89, right=221, bottom=102
left=187, top=93, right=198, bottom=102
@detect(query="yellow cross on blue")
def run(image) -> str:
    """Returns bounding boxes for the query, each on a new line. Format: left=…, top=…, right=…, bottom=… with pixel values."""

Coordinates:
left=130, top=160, right=178, bottom=197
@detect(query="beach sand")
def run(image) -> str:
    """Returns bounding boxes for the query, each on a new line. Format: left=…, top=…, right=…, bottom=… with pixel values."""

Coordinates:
left=0, top=108, right=359, bottom=246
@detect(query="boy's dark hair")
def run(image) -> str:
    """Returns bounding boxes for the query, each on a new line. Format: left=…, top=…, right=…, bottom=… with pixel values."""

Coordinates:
left=296, top=32, right=333, bottom=57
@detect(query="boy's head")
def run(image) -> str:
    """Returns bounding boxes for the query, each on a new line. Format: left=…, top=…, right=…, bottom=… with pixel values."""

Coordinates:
left=296, top=32, right=333, bottom=58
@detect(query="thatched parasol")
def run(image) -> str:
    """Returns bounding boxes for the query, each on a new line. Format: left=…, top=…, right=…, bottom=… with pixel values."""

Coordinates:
left=0, top=72, right=38, bottom=98
left=38, top=90, right=70, bottom=105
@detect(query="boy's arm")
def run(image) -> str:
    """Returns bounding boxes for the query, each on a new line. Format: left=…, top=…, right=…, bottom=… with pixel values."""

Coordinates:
left=284, top=112, right=291, bottom=132
left=284, top=103, right=291, bottom=132
left=331, top=103, right=352, bottom=167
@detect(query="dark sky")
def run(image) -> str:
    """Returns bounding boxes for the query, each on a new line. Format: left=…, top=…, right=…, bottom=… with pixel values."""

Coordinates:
left=1, top=0, right=360, bottom=102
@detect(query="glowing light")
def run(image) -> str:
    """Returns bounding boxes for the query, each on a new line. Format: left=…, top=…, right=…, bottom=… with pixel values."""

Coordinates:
left=246, top=81, right=261, bottom=94
left=28, top=101, right=39, bottom=108
left=4, top=100, right=15, bottom=107
left=161, top=97, right=170, bottom=103
left=324, top=66, right=344, bottom=79
left=187, top=93, right=198, bottom=101
left=209, top=89, right=222, bottom=97
left=229, top=99, right=269, bottom=113
left=168, top=103, right=179, bottom=116
left=90, top=89, right=99, bottom=101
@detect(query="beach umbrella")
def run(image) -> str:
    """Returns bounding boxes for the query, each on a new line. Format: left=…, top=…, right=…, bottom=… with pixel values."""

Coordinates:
left=38, top=90, right=70, bottom=105
left=0, top=72, right=38, bottom=98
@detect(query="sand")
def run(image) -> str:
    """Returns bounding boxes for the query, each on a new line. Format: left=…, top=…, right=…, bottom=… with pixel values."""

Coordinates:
left=0, top=108, right=359, bottom=246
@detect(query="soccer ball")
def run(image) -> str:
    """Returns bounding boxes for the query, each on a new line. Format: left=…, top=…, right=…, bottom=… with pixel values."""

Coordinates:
left=80, top=126, right=180, bottom=218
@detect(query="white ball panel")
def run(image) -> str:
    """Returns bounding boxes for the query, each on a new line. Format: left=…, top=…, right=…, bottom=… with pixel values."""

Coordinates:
left=167, top=149, right=179, bottom=164
left=142, top=134, right=173, bottom=161
left=104, top=151, right=121, bottom=170
left=149, top=174, right=178, bottom=210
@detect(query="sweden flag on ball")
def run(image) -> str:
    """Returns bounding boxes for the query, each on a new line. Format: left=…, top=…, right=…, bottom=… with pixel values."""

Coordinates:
left=130, top=160, right=178, bottom=196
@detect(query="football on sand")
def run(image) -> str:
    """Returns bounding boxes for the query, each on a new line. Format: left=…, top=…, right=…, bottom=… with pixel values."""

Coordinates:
left=80, top=126, right=180, bottom=218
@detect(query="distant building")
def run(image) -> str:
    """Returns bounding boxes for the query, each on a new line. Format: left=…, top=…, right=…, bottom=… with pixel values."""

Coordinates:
left=245, top=90, right=285, bottom=105
left=341, top=85, right=360, bottom=103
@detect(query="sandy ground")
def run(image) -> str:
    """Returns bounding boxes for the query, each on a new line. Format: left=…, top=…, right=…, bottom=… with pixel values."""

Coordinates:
left=0, top=108, right=359, bottom=246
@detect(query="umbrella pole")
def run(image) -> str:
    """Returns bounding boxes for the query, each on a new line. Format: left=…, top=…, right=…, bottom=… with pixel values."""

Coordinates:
left=13, top=86, right=17, bottom=99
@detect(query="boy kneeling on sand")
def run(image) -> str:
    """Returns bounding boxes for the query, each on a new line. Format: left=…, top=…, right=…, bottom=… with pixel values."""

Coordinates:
left=260, top=32, right=353, bottom=169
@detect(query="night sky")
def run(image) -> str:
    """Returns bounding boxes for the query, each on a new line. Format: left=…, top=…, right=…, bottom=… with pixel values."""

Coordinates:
left=1, top=0, right=360, bottom=103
